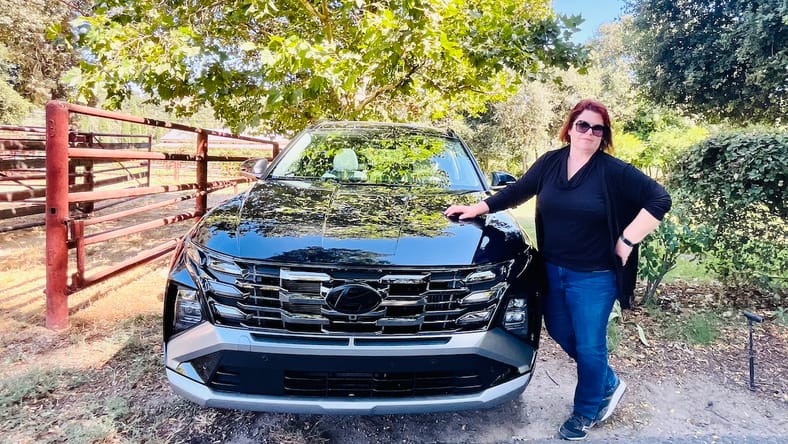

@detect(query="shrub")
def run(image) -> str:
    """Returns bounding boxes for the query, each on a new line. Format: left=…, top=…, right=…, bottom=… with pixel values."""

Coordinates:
left=0, top=80, right=33, bottom=124
left=637, top=191, right=710, bottom=305
left=666, top=131, right=787, bottom=292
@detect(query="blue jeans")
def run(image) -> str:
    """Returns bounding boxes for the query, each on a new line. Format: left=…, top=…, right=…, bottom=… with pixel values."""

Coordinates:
left=543, top=262, right=619, bottom=420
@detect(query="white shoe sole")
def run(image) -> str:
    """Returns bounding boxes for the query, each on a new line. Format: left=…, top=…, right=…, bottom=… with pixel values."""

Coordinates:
left=597, top=380, right=627, bottom=422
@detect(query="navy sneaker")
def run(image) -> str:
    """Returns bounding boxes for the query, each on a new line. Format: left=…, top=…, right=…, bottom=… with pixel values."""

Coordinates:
left=558, top=413, right=596, bottom=441
left=596, top=378, right=627, bottom=422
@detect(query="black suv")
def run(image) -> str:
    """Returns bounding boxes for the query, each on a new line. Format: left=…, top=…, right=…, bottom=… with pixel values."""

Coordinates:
left=163, top=121, right=542, bottom=414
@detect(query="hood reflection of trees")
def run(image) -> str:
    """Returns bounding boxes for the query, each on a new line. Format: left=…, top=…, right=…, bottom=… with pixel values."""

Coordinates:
left=267, top=246, right=390, bottom=265
left=197, top=182, right=484, bottom=241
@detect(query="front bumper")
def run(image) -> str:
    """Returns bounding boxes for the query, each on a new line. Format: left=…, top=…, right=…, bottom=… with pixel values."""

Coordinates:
left=165, top=323, right=536, bottom=415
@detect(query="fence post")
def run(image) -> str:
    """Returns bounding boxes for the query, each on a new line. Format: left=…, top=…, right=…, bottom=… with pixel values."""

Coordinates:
left=196, top=131, right=208, bottom=216
left=45, top=101, right=70, bottom=330
left=146, top=135, right=152, bottom=187
left=83, top=132, right=95, bottom=215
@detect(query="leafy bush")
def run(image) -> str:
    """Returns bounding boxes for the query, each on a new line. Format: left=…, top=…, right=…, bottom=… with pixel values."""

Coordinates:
left=612, top=131, right=646, bottom=166
left=0, top=80, right=33, bottom=124
left=637, top=191, right=710, bottom=305
left=628, top=120, right=708, bottom=303
left=667, top=131, right=788, bottom=292
left=607, top=300, right=648, bottom=352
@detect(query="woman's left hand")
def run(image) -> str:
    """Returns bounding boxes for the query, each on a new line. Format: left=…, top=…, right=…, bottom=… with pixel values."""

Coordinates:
left=615, top=238, right=634, bottom=266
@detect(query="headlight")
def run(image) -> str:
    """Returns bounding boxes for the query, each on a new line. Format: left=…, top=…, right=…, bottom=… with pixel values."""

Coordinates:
left=463, top=261, right=512, bottom=284
left=457, top=308, right=493, bottom=325
left=173, top=286, right=203, bottom=334
left=207, top=256, right=243, bottom=276
left=456, top=261, right=514, bottom=330
left=185, top=241, right=243, bottom=276
left=465, top=269, right=496, bottom=283
left=461, top=282, right=507, bottom=305
left=210, top=300, right=249, bottom=322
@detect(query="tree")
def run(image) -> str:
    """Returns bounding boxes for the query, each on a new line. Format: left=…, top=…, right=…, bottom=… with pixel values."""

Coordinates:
left=0, top=0, right=87, bottom=105
left=584, top=17, right=642, bottom=128
left=65, top=0, right=587, bottom=134
left=628, top=0, right=788, bottom=123
left=0, top=45, right=32, bottom=123
left=492, top=80, right=558, bottom=173
left=464, top=18, right=644, bottom=174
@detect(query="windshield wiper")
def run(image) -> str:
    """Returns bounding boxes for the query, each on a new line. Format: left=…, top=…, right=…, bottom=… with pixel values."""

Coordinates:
left=268, top=175, right=319, bottom=181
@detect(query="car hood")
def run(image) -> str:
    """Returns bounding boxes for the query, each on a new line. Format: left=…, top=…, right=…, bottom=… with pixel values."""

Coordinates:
left=189, top=180, right=530, bottom=266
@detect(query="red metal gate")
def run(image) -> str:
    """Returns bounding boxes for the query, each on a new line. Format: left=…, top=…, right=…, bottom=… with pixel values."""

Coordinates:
left=1, top=126, right=153, bottom=231
left=44, top=101, right=280, bottom=329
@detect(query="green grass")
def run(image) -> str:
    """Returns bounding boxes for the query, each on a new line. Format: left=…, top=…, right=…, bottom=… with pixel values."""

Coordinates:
left=607, top=321, right=623, bottom=353
left=664, top=255, right=715, bottom=283
left=662, top=311, right=721, bottom=345
left=507, top=200, right=537, bottom=241
left=0, top=315, right=165, bottom=443
left=773, top=307, right=788, bottom=326
left=0, top=368, right=90, bottom=409
left=0, top=368, right=95, bottom=441
left=644, top=302, right=724, bottom=346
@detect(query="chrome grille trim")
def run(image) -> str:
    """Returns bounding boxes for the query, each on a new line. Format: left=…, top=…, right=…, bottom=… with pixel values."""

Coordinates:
left=192, top=252, right=512, bottom=335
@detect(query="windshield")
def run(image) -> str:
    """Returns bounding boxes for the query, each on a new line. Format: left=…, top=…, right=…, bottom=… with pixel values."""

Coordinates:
left=270, top=127, right=485, bottom=190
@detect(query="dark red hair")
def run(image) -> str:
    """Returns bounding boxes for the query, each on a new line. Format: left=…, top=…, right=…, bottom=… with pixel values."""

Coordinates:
left=559, top=99, right=614, bottom=152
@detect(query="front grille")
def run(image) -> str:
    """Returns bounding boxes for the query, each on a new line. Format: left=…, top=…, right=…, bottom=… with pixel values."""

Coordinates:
left=191, top=351, right=519, bottom=398
left=189, top=247, right=511, bottom=335
left=283, top=370, right=483, bottom=397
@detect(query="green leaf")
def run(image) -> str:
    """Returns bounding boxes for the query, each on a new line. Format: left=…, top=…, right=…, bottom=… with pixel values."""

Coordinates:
left=239, top=41, right=257, bottom=51
left=635, top=323, right=649, bottom=347
left=66, top=0, right=586, bottom=134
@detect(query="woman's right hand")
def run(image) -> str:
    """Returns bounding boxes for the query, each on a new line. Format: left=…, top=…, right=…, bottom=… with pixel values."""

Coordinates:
left=444, top=202, right=490, bottom=220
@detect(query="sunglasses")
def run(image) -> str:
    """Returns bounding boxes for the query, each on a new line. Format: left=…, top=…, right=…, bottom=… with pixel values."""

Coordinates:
left=574, top=120, right=607, bottom=137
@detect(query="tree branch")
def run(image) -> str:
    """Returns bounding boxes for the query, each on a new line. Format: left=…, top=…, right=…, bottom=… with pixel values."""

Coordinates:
left=354, top=60, right=423, bottom=113
left=321, top=0, right=333, bottom=42
left=297, top=0, right=324, bottom=20
left=54, top=0, right=88, bottom=15
left=296, top=0, right=334, bottom=42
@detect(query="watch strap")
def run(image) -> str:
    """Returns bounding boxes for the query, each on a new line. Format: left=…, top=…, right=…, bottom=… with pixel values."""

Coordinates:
left=619, top=234, right=636, bottom=247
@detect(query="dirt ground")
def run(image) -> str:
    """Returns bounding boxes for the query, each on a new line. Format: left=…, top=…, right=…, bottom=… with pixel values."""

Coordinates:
left=0, top=193, right=786, bottom=443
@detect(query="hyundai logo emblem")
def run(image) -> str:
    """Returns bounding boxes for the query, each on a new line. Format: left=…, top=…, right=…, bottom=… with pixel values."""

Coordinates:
left=325, top=284, right=382, bottom=315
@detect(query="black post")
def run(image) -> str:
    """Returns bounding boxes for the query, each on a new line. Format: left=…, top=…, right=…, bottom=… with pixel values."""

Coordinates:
left=742, top=310, right=764, bottom=391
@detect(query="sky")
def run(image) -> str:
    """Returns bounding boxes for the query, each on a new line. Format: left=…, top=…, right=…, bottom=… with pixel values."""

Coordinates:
left=552, top=0, right=626, bottom=43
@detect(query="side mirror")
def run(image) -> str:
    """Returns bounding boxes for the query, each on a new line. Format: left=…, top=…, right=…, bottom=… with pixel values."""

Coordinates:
left=490, top=171, right=516, bottom=190
left=240, top=158, right=269, bottom=179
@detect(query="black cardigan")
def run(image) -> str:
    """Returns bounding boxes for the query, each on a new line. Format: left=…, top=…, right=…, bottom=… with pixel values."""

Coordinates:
left=484, top=147, right=672, bottom=309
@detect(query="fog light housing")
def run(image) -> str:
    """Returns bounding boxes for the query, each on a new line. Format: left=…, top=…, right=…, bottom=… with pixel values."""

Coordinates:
left=174, top=287, right=203, bottom=334
left=503, top=297, right=527, bottom=331
left=505, top=310, right=526, bottom=324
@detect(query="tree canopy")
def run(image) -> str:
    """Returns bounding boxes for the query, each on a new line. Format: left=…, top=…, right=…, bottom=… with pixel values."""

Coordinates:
left=628, top=0, right=788, bottom=123
left=0, top=0, right=86, bottom=105
left=65, top=0, right=587, bottom=134
left=0, top=0, right=87, bottom=121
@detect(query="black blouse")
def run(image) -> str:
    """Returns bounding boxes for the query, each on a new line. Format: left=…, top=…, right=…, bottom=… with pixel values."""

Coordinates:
left=484, top=146, right=672, bottom=308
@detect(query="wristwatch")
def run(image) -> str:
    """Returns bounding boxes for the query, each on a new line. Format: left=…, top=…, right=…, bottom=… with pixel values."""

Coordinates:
left=619, top=234, right=636, bottom=247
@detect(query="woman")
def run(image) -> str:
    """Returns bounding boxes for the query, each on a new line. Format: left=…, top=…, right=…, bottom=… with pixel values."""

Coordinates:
left=444, top=99, right=671, bottom=441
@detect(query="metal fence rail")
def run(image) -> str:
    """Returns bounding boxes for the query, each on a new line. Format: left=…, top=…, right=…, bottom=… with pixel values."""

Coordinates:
left=1, top=125, right=154, bottom=231
left=44, top=101, right=280, bottom=329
